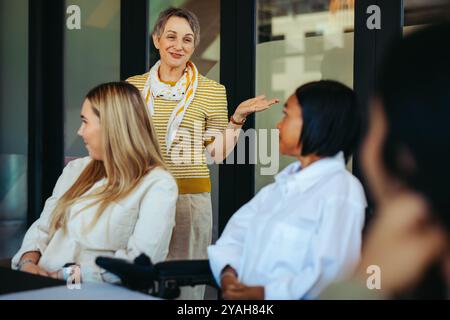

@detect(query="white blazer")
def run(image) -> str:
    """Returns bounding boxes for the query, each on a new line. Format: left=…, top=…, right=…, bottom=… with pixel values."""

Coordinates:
left=208, top=152, right=367, bottom=299
left=12, top=157, right=178, bottom=282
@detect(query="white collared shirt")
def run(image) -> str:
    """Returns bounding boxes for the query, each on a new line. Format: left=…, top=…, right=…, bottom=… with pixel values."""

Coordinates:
left=208, top=152, right=367, bottom=299
left=12, top=157, right=178, bottom=282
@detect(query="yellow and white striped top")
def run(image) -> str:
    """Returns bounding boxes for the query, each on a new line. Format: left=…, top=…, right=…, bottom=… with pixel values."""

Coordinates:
left=127, top=72, right=228, bottom=194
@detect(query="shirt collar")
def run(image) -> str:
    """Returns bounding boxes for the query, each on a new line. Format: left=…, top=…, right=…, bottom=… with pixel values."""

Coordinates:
left=274, top=151, right=346, bottom=193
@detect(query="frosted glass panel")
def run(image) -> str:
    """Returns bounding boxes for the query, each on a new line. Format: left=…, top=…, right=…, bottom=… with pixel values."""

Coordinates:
left=64, top=0, right=121, bottom=160
left=255, top=0, right=354, bottom=192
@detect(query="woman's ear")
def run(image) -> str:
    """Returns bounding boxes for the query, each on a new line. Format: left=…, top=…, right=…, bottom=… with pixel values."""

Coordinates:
left=152, top=33, right=160, bottom=50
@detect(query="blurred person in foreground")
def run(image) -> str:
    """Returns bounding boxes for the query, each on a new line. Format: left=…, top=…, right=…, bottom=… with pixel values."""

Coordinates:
left=322, top=23, right=450, bottom=299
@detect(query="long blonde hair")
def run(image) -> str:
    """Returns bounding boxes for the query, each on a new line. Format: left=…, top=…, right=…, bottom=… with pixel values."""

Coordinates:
left=49, top=82, right=166, bottom=236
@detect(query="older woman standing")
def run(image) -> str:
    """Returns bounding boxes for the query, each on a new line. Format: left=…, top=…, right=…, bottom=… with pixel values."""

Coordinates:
left=127, top=7, right=277, bottom=299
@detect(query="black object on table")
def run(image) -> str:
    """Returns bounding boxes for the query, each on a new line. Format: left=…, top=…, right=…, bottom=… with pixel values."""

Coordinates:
left=96, top=254, right=215, bottom=299
left=0, top=267, right=65, bottom=295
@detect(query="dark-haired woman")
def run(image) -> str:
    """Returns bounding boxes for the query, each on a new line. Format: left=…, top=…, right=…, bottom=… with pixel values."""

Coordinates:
left=208, top=80, right=367, bottom=300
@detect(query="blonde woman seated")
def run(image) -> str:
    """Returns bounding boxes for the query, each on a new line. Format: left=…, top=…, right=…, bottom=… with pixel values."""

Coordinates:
left=11, top=82, right=178, bottom=283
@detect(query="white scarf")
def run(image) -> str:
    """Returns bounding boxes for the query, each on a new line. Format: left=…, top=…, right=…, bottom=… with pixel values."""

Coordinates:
left=142, top=60, right=199, bottom=153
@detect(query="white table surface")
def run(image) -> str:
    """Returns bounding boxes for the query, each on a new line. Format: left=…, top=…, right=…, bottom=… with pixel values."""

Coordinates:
left=0, top=282, right=159, bottom=300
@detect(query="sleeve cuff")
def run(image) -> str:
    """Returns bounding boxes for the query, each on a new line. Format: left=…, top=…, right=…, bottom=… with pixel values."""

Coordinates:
left=207, top=245, right=241, bottom=287
left=11, top=246, right=42, bottom=270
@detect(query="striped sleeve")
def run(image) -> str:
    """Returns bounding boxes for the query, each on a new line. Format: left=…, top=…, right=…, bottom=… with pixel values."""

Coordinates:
left=204, top=83, right=229, bottom=145
left=126, top=73, right=148, bottom=91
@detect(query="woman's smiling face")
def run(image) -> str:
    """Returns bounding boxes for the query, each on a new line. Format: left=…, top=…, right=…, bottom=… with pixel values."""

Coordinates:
left=153, top=16, right=196, bottom=69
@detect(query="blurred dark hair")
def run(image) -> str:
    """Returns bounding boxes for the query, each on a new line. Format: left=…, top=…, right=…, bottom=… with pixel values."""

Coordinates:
left=295, top=80, right=361, bottom=162
left=376, top=23, right=450, bottom=232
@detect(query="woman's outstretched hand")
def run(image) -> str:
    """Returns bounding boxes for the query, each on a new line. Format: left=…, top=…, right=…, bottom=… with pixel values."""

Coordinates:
left=233, top=95, right=279, bottom=123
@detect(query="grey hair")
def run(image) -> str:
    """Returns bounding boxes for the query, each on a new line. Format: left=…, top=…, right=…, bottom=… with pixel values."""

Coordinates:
left=152, top=7, right=200, bottom=47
